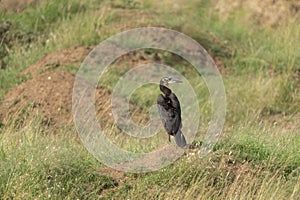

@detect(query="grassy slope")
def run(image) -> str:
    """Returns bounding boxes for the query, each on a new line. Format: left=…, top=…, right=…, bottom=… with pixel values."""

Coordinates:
left=0, top=0, right=299, bottom=199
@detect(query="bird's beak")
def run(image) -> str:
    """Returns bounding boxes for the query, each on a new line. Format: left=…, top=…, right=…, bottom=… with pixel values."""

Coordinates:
left=168, top=77, right=183, bottom=84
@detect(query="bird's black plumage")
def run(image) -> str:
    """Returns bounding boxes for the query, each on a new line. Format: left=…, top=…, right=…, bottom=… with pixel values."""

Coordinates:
left=157, top=77, right=187, bottom=147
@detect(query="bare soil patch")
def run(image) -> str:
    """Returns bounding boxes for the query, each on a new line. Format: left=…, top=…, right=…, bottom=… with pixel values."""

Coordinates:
left=0, top=0, right=38, bottom=12
left=1, top=70, right=114, bottom=129
left=0, top=45, right=113, bottom=129
left=1, top=71, right=74, bottom=127
left=212, top=0, right=300, bottom=27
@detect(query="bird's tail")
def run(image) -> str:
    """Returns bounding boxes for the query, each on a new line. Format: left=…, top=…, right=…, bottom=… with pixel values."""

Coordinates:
left=174, top=130, right=187, bottom=148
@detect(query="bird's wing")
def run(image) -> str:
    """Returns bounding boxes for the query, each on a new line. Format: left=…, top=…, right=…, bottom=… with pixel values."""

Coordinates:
left=157, top=94, right=181, bottom=135
left=168, top=93, right=182, bottom=134
left=170, top=109, right=181, bottom=134
left=157, top=94, right=171, bottom=132
left=169, top=93, right=181, bottom=114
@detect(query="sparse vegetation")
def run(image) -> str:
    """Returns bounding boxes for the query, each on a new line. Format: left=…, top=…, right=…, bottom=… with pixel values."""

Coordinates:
left=0, top=0, right=299, bottom=199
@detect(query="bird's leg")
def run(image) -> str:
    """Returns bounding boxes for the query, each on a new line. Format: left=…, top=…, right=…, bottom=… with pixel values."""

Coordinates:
left=168, top=134, right=171, bottom=144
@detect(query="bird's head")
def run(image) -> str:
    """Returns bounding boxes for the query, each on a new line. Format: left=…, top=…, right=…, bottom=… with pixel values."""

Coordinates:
left=160, top=76, right=182, bottom=86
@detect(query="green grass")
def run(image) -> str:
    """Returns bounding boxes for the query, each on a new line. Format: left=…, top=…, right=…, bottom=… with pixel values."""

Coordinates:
left=1, top=119, right=299, bottom=199
left=0, top=118, right=117, bottom=199
left=0, top=0, right=299, bottom=199
left=0, top=0, right=87, bottom=33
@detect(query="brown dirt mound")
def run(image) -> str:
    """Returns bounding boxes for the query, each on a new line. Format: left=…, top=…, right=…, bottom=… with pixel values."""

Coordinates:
left=22, top=45, right=95, bottom=77
left=1, top=71, right=75, bottom=127
left=1, top=69, right=113, bottom=128
left=1, top=45, right=94, bottom=127
left=1, top=45, right=113, bottom=129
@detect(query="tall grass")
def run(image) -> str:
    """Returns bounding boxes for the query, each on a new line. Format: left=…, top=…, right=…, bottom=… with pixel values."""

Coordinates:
left=0, top=117, right=118, bottom=199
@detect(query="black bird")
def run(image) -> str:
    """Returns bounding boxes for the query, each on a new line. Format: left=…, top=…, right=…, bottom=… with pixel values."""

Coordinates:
left=157, top=76, right=187, bottom=147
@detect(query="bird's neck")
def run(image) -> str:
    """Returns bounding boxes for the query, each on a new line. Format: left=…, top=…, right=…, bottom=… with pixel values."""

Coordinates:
left=160, top=84, right=171, bottom=96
